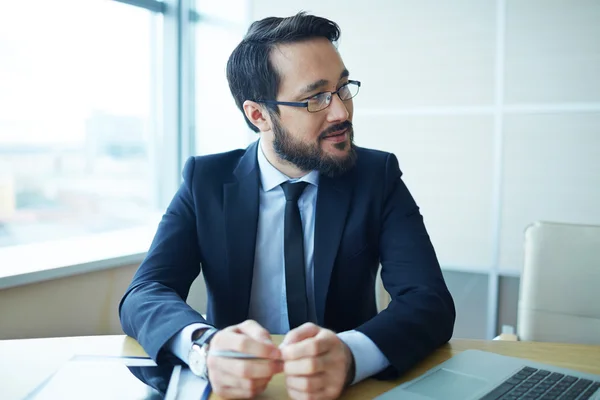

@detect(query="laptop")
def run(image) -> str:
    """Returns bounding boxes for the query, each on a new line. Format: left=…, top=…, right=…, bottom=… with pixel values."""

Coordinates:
left=375, top=350, right=600, bottom=400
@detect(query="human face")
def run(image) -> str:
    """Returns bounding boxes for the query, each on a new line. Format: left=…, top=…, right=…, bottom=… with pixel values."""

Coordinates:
left=267, top=38, right=356, bottom=176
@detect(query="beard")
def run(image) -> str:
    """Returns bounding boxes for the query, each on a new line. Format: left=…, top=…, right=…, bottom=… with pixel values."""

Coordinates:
left=271, top=118, right=357, bottom=178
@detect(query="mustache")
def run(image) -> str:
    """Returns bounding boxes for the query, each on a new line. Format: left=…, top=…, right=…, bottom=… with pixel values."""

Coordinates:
left=319, top=120, right=353, bottom=139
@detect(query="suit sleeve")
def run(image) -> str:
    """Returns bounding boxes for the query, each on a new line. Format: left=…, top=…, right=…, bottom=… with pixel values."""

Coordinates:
left=119, top=157, right=210, bottom=363
left=355, top=153, right=456, bottom=379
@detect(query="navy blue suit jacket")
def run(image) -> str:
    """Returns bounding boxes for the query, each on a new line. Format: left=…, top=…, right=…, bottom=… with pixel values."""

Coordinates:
left=119, top=140, right=455, bottom=379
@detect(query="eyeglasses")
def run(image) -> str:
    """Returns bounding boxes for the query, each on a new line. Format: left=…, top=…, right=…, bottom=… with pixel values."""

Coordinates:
left=256, top=80, right=361, bottom=113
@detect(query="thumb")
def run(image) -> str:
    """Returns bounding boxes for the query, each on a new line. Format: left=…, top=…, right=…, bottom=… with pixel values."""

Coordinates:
left=280, top=323, right=320, bottom=348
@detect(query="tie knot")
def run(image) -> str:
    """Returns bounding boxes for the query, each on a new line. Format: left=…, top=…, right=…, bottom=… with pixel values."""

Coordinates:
left=281, top=181, right=309, bottom=202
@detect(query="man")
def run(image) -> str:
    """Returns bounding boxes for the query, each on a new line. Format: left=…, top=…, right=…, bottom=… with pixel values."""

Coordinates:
left=120, top=12, right=455, bottom=400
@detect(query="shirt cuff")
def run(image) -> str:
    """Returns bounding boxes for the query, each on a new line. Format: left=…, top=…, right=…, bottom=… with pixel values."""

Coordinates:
left=337, top=330, right=390, bottom=385
left=167, top=323, right=212, bottom=364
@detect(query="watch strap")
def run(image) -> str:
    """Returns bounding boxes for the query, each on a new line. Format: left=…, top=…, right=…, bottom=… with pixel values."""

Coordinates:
left=188, top=327, right=219, bottom=379
left=192, top=327, right=218, bottom=347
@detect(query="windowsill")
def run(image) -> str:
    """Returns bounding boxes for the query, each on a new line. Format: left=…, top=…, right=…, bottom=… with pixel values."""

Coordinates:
left=0, top=224, right=158, bottom=290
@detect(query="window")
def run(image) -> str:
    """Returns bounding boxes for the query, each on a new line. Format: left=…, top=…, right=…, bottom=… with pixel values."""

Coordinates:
left=193, top=0, right=254, bottom=156
left=0, top=0, right=163, bottom=248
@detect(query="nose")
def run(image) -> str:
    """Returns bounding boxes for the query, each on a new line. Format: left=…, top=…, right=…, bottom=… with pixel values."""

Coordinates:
left=326, top=94, right=350, bottom=123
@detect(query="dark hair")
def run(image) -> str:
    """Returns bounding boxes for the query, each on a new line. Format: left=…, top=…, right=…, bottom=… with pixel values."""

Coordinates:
left=226, top=12, right=341, bottom=132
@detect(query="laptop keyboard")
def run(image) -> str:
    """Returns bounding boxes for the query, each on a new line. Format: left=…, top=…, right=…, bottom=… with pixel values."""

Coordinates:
left=480, top=366, right=600, bottom=400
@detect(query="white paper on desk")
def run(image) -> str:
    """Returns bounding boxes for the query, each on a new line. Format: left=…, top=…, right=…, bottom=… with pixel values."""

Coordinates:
left=165, top=365, right=209, bottom=400
left=71, top=354, right=157, bottom=366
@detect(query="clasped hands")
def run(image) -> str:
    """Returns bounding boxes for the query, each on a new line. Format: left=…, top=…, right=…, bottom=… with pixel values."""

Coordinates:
left=207, top=320, right=354, bottom=399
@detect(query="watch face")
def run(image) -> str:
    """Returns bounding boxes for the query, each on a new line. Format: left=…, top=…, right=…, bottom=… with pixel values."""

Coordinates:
left=188, top=344, right=207, bottom=377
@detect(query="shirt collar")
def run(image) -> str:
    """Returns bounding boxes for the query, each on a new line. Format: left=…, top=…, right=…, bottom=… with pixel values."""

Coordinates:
left=257, top=139, right=320, bottom=192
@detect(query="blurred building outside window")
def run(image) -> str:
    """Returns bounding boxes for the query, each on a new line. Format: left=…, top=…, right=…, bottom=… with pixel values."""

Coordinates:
left=0, top=0, right=163, bottom=250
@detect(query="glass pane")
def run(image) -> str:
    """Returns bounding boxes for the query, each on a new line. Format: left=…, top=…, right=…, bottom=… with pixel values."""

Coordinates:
left=0, top=0, right=163, bottom=247
left=194, top=23, right=254, bottom=156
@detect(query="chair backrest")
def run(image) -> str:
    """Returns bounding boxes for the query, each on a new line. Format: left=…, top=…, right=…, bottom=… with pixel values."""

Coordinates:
left=518, top=221, right=600, bottom=344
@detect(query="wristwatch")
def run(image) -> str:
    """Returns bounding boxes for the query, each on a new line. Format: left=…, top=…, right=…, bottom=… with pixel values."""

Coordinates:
left=188, top=327, right=219, bottom=378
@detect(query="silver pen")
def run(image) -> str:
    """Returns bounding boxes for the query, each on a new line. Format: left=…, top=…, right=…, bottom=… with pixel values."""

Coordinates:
left=208, top=349, right=282, bottom=361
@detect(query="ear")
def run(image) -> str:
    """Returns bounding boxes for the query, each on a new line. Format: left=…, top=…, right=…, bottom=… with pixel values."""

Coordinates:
left=243, top=100, right=272, bottom=132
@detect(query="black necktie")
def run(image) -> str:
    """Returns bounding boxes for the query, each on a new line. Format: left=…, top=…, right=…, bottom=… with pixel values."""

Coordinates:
left=281, top=181, right=309, bottom=330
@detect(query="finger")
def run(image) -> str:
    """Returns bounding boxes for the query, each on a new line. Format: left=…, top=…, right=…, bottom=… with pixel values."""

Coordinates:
left=208, top=356, right=282, bottom=379
left=274, top=359, right=285, bottom=374
left=286, top=387, right=328, bottom=400
left=238, top=377, right=271, bottom=392
left=212, top=384, right=262, bottom=400
left=211, top=369, right=271, bottom=394
left=281, top=330, right=336, bottom=361
left=235, top=319, right=274, bottom=344
left=283, top=354, right=326, bottom=375
left=285, top=373, right=326, bottom=392
left=281, top=322, right=320, bottom=347
left=211, top=329, right=279, bottom=359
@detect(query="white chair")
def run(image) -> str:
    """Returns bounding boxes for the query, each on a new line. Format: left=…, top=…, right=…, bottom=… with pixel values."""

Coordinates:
left=516, top=221, right=600, bottom=344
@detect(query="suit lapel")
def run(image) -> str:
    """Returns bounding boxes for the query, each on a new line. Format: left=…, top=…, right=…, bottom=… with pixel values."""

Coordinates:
left=224, top=141, right=260, bottom=324
left=313, top=173, right=352, bottom=326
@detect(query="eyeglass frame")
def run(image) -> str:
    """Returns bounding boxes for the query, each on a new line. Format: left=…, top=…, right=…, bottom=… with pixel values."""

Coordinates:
left=254, top=80, right=361, bottom=113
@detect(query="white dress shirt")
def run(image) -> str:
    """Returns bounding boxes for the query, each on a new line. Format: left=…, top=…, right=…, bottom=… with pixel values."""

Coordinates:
left=168, top=140, right=390, bottom=384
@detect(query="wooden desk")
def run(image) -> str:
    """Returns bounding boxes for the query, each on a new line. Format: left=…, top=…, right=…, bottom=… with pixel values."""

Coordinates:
left=1, top=335, right=599, bottom=400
